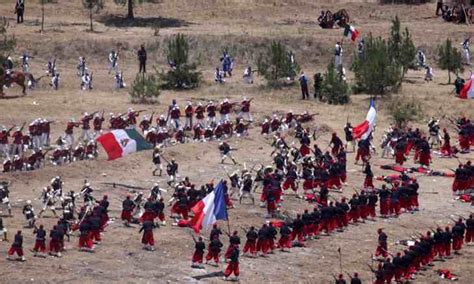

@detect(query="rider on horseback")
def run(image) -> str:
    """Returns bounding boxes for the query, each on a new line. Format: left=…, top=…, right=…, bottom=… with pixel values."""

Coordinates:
left=2, top=56, right=14, bottom=82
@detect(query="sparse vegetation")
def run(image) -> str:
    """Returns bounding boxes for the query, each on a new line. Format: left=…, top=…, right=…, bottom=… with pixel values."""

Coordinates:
left=82, top=0, right=105, bottom=32
left=129, top=73, right=161, bottom=104
left=437, top=38, right=464, bottom=84
left=388, top=16, right=416, bottom=79
left=256, top=41, right=300, bottom=87
left=353, top=16, right=416, bottom=96
left=388, top=96, right=424, bottom=127
left=352, top=35, right=401, bottom=96
left=158, top=34, right=201, bottom=90
left=321, top=62, right=350, bottom=105
left=114, top=0, right=153, bottom=20
left=0, top=17, right=16, bottom=67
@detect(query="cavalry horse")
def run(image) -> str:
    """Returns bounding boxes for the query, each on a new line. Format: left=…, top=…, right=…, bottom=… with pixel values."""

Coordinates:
left=0, top=69, right=40, bottom=97
left=318, top=9, right=350, bottom=29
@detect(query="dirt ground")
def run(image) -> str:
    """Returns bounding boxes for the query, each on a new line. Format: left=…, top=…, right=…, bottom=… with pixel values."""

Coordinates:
left=0, top=0, right=473, bottom=283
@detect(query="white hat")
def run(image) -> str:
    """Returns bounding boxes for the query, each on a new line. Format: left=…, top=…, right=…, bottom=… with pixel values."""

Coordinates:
left=26, top=200, right=31, bottom=205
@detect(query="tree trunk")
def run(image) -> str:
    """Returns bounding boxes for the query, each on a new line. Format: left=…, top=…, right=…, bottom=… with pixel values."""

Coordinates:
left=448, top=70, right=451, bottom=84
left=90, top=7, right=93, bottom=31
left=127, top=0, right=135, bottom=20
left=41, top=1, right=44, bottom=33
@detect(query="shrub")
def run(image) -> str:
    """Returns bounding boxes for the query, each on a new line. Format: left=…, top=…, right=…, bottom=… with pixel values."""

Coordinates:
left=321, top=62, right=350, bottom=105
left=437, top=38, right=464, bottom=84
left=352, top=35, right=401, bottom=96
left=256, top=41, right=300, bottom=87
left=129, top=73, right=160, bottom=104
left=388, top=97, right=423, bottom=128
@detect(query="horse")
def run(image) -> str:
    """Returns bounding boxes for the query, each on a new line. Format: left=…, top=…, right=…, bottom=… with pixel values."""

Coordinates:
left=0, top=70, right=42, bottom=97
left=333, top=9, right=350, bottom=28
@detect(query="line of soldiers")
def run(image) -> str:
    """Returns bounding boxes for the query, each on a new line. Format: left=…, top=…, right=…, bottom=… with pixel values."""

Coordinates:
left=452, top=161, right=474, bottom=197
left=139, top=98, right=253, bottom=146
left=369, top=215, right=473, bottom=283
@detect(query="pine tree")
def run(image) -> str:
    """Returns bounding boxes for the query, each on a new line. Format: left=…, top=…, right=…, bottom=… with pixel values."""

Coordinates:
left=114, top=0, right=147, bottom=20
left=158, top=34, right=201, bottom=89
left=129, top=73, right=160, bottom=104
left=256, top=41, right=300, bottom=87
left=0, top=17, right=16, bottom=68
left=388, top=16, right=416, bottom=79
left=437, top=38, right=464, bottom=84
left=352, top=35, right=401, bottom=96
left=321, top=62, right=350, bottom=105
left=82, top=0, right=104, bottom=32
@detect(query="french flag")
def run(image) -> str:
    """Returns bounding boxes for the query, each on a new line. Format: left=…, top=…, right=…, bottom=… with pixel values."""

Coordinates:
left=353, top=99, right=377, bottom=140
left=189, top=181, right=228, bottom=233
left=459, top=74, right=474, bottom=99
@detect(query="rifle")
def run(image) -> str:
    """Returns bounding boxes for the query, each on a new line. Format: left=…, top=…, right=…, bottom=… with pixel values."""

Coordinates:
left=149, top=112, right=155, bottom=123
left=19, top=122, right=26, bottom=132
left=161, top=155, right=171, bottom=165
left=345, top=271, right=353, bottom=280
left=6, top=126, right=14, bottom=134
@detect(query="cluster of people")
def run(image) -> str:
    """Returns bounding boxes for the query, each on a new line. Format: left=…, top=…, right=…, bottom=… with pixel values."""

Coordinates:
left=3, top=178, right=112, bottom=261
left=140, top=98, right=253, bottom=146
left=1, top=113, right=102, bottom=173
left=370, top=215, right=473, bottom=283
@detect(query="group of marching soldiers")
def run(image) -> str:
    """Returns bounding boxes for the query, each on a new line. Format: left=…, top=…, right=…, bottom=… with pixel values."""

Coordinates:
left=3, top=178, right=114, bottom=260
left=369, top=216, right=474, bottom=283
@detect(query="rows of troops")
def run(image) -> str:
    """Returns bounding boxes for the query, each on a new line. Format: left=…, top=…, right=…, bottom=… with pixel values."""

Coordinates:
left=0, top=108, right=473, bottom=282
left=1, top=168, right=473, bottom=282
left=0, top=97, right=317, bottom=173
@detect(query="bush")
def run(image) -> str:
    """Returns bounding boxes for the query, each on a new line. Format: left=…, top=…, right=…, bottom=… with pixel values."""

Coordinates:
left=256, top=41, right=300, bottom=87
left=321, top=62, right=350, bottom=105
left=129, top=73, right=160, bottom=104
left=388, top=97, right=423, bottom=128
left=159, top=34, right=201, bottom=89
left=388, top=16, right=416, bottom=78
left=0, top=17, right=16, bottom=61
left=352, top=35, right=401, bottom=96
left=437, top=38, right=464, bottom=84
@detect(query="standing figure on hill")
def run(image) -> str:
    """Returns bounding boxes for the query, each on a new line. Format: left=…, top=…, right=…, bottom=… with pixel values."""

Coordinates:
left=299, top=71, right=309, bottom=100
left=15, top=0, right=25, bottom=24
left=77, top=57, right=87, bottom=77
left=335, top=41, right=343, bottom=69
left=81, top=72, right=93, bottom=91
left=243, top=66, right=254, bottom=84
left=220, top=51, right=233, bottom=77
left=115, top=72, right=126, bottom=89
left=138, top=45, right=147, bottom=73
left=108, top=50, right=119, bottom=74
left=51, top=73, right=60, bottom=90
left=461, top=38, right=470, bottom=66
left=416, top=50, right=426, bottom=68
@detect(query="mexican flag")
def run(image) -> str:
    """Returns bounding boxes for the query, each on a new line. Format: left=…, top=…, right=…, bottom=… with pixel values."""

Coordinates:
left=343, top=24, right=360, bottom=42
left=97, top=129, right=153, bottom=160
